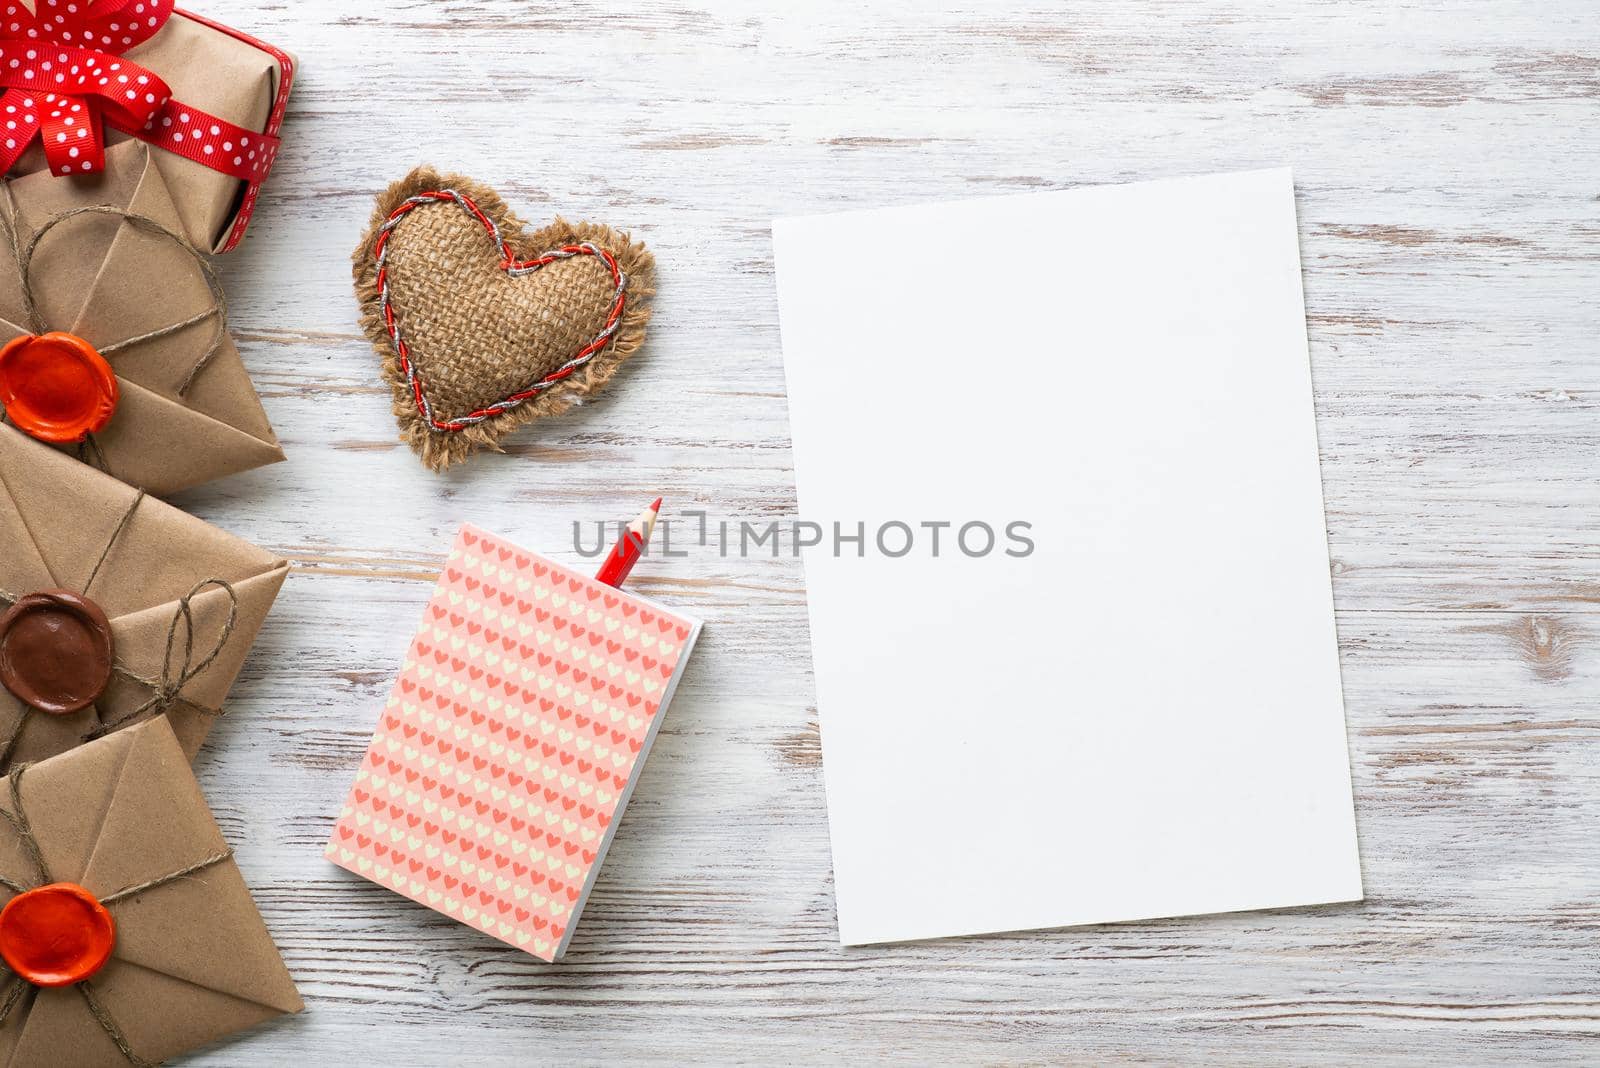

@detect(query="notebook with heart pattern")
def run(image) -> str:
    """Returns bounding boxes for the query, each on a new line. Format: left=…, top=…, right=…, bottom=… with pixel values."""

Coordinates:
left=325, top=523, right=700, bottom=961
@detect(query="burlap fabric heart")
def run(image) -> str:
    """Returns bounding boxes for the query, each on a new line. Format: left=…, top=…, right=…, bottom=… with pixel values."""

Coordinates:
left=352, top=166, right=655, bottom=471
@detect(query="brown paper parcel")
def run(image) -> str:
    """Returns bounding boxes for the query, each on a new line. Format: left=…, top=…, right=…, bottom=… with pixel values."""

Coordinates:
left=0, top=423, right=287, bottom=770
left=12, top=3, right=290, bottom=252
left=0, top=139, right=283, bottom=495
left=0, top=716, right=302, bottom=1066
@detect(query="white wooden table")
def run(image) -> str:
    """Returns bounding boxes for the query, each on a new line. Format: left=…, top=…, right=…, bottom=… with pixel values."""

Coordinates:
left=178, top=1, right=1599, bottom=1063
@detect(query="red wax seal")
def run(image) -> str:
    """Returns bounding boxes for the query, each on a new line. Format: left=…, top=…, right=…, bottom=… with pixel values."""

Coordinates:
left=0, top=331, right=119, bottom=443
left=0, top=590, right=115, bottom=714
left=0, top=882, right=116, bottom=986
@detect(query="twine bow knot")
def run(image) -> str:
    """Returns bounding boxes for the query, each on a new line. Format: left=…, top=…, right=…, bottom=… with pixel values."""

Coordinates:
left=86, top=577, right=238, bottom=740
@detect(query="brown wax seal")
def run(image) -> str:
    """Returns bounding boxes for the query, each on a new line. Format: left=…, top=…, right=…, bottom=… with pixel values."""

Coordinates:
left=0, top=591, right=114, bottom=714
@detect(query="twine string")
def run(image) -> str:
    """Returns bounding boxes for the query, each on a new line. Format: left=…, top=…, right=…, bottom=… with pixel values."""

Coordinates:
left=83, top=491, right=147, bottom=598
left=99, top=848, right=233, bottom=906
left=0, top=762, right=234, bottom=1067
left=77, top=982, right=154, bottom=1068
left=76, top=433, right=111, bottom=474
left=87, top=578, right=238, bottom=740
left=0, top=975, right=24, bottom=1025
left=0, top=767, right=50, bottom=886
left=12, top=205, right=229, bottom=397
left=0, top=717, right=23, bottom=783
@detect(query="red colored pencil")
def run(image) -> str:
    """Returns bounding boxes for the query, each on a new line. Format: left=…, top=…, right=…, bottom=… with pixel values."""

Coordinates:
left=595, top=498, right=662, bottom=588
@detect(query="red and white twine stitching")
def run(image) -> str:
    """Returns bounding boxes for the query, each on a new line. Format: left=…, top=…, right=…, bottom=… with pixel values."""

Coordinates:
left=372, top=189, right=628, bottom=433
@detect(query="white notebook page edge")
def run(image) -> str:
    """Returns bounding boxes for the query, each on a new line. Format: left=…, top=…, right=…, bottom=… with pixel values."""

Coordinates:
left=553, top=597, right=703, bottom=960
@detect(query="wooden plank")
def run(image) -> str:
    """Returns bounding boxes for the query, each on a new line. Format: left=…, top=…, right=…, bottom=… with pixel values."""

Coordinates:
left=157, top=0, right=1600, bottom=1062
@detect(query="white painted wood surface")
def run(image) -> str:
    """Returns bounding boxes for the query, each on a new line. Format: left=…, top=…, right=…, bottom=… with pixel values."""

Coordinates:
left=166, top=1, right=1599, bottom=1062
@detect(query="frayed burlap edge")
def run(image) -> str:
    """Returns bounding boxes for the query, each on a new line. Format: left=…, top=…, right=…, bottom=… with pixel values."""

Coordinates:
left=352, top=165, right=656, bottom=471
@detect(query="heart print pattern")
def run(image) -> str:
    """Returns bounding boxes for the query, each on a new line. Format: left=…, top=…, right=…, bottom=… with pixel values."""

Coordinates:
left=326, top=523, right=697, bottom=961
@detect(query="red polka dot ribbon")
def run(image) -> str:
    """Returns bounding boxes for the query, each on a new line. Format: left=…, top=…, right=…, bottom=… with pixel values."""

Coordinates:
left=0, top=0, right=289, bottom=244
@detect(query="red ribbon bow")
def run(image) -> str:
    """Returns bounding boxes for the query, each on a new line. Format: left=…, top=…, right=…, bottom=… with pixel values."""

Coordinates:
left=0, top=0, right=275, bottom=184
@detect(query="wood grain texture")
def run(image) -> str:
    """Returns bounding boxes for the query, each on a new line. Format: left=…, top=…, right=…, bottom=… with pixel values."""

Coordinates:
left=162, top=0, right=1599, bottom=1063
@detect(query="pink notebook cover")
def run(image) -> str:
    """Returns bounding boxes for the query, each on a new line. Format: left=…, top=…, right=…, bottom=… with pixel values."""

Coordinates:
left=326, top=523, right=700, bottom=961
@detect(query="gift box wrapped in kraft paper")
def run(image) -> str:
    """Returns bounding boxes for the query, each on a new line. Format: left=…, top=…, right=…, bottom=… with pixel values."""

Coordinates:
left=0, top=139, right=283, bottom=494
left=0, top=715, right=302, bottom=1065
left=0, top=423, right=287, bottom=771
left=3, top=0, right=295, bottom=252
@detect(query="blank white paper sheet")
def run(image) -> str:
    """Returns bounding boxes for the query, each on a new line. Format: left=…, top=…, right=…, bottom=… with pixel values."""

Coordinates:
left=773, top=168, right=1362, bottom=947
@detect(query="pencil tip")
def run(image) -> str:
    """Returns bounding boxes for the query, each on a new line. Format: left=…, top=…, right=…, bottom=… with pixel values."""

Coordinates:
left=650, top=497, right=663, bottom=513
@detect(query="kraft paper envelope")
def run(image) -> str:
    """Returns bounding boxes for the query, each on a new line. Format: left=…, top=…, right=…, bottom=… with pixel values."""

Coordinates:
left=773, top=168, right=1363, bottom=947
left=0, top=139, right=284, bottom=494
left=0, top=716, right=302, bottom=1065
left=0, top=423, right=288, bottom=769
